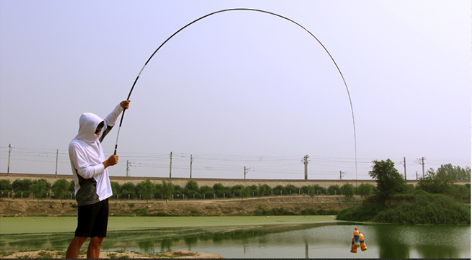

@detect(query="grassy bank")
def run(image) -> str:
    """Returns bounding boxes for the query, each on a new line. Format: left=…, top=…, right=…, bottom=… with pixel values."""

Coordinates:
left=337, top=193, right=470, bottom=224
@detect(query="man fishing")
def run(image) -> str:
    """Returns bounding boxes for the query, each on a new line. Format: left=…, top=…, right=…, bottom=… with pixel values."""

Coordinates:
left=66, top=100, right=130, bottom=258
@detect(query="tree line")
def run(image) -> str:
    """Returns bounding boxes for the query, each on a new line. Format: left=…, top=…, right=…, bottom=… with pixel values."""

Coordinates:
left=0, top=178, right=373, bottom=201
left=1, top=162, right=468, bottom=202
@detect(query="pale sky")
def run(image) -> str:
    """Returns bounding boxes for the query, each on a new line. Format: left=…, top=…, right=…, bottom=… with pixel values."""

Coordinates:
left=0, top=0, right=470, bottom=180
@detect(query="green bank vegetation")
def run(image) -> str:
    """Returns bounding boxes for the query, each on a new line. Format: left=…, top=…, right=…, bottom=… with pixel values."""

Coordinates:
left=337, top=160, right=471, bottom=224
left=0, top=178, right=361, bottom=201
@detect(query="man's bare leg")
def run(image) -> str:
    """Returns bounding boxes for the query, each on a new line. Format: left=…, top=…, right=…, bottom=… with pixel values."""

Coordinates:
left=66, top=236, right=87, bottom=258
left=87, top=236, right=104, bottom=258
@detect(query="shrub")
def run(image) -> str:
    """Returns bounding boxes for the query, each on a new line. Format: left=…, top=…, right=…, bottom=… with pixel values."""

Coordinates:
left=313, top=185, right=327, bottom=195
left=341, top=183, right=355, bottom=199
left=327, top=185, right=341, bottom=195
left=336, top=204, right=386, bottom=222
left=371, top=194, right=470, bottom=224
left=358, top=183, right=374, bottom=198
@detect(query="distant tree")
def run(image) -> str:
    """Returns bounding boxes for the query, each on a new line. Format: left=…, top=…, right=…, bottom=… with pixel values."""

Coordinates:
left=313, top=185, right=327, bottom=195
left=110, top=182, right=121, bottom=199
left=272, top=185, right=286, bottom=196
left=436, top=164, right=471, bottom=181
left=301, top=185, right=311, bottom=195
left=200, top=185, right=215, bottom=199
left=0, top=179, right=12, bottom=191
left=69, top=180, right=75, bottom=193
left=185, top=180, right=200, bottom=199
left=259, top=184, right=271, bottom=196
left=241, top=186, right=251, bottom=200
left=174, top=185, right=183, bottom=199
left=308, top=186, right=316, bottom=203
left=248, top=185, right=259, bottom=197
left=52, top=179, right=70, bottom=203
left=327, top=185, right=341, bottom=195
left=231, top=185, right=245, bottom=198
left=138, top=179, right=156, bottom=203
left=12, top=179, right=33, bottom=195
left=161, top=180, right=174, bottom=202
left=121, top=182, right=137, bottom=199
left=341, top=183, right=355, bottom=199
left=357, top=183, right=374, bottom=198
left=213, top=183, right=225, bottom=198
left=417, top=166, right=456, bottom=194
left=369, top=159, right=405, bottom=201
left=30, top=179, right=49, bottom=200
left=285, top=184, right=298, bottom=195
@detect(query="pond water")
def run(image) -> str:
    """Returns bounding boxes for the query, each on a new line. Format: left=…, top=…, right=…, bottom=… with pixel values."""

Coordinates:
left=1, top=222, right=470, bottom=258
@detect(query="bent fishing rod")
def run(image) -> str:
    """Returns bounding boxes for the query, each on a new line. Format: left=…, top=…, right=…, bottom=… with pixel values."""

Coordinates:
left=99, top=7, right=358, bottom=176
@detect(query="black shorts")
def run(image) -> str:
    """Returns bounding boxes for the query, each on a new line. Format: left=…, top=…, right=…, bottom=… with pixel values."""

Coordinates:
left=75, top=199, right=109, bottom=238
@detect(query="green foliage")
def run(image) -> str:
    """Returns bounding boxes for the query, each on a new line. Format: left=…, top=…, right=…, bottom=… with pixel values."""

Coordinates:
left=371, top=194, right=470, bottom=224
left=444, top=184, right=471, bottom=202
left=240, top=186, right=251, bottom=199
left=110, top=182, right=121, bottom=197
left=161, top=180, right=174, bottom=201
left=313, top=185, right=327, bottom=195
left=184, top=180, right=200, bottom=198
left=213, top=183, right=230, bottom=198
left=369, top=159, right=405, bottom=201
left=0, top=180, right=12, bottom=198
left=301, top=208, right=338, bottom=215
left=272, top=185, right=286, bottom=195
left=137, top=179, right=156, bottom=202
left=259, top=184, right=271, bottom=196
left=336, top=204, right=387, bottom=221
left=417, top=166, right=456, bottom=194
left=0, top=179, right=12, bottom=190
left=30, top=179, right=49, bottom=199
left=285, top=184, right=298, bottom=195
left=121, top=182, right=137, bottom=199
left=436, top=163, right=471, bottom=180
left=231, top=185, right=245, bottom=197
left=200, top=185, right=215, bottom=199
left=12, top=179, right=33, bottom=192
left=327, top=185, right=341, bottom=195
left=68, top=180, right=75, bottom=193
left=357, top=183, right=374, bottom=198
left=248, top=185, right=259, bottom=196
left=341, top=183, right=355, bottom=199
left=52, top=179, right=69, bottom=201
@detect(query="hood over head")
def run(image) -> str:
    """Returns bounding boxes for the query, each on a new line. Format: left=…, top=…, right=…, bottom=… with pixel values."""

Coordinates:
left=75, top=113, right=104, bottom=143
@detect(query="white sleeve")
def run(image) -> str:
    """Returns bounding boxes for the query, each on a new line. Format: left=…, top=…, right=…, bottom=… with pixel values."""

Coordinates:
left=103, top=103, right=124, bottom=127
left=69, top=143, right=105, bottom=179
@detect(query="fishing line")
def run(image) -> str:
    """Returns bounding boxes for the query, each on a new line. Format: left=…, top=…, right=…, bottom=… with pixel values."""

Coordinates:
left=102, top=7, right=358, bottom=178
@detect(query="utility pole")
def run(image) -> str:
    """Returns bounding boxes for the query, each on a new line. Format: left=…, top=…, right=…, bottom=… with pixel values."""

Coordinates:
left=415, top=157, right=426, bottom=178
left=7, top=144, right=11, bottom=176
left=190, top=154, right=193, bottom=179
left=340, top=171, right=346, bottom=180
left=404, top=157, right=407, bottom=180
left=422, top=157, right=425, bottom=178
left=126, top=160, right=129, bottom=177
left=303, top=155, right=309, bottom=180
left=55, top=149, right=59, bottom=178
left=169, top=151, right=173, bottom=180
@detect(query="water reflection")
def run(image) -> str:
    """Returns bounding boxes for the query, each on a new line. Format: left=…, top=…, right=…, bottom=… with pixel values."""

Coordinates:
left=1, top=223, right=469, bottom=258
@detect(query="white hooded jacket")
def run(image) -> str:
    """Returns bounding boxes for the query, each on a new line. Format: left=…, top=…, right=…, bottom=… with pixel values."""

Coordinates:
left=69, top=104, right=123, bottom=206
